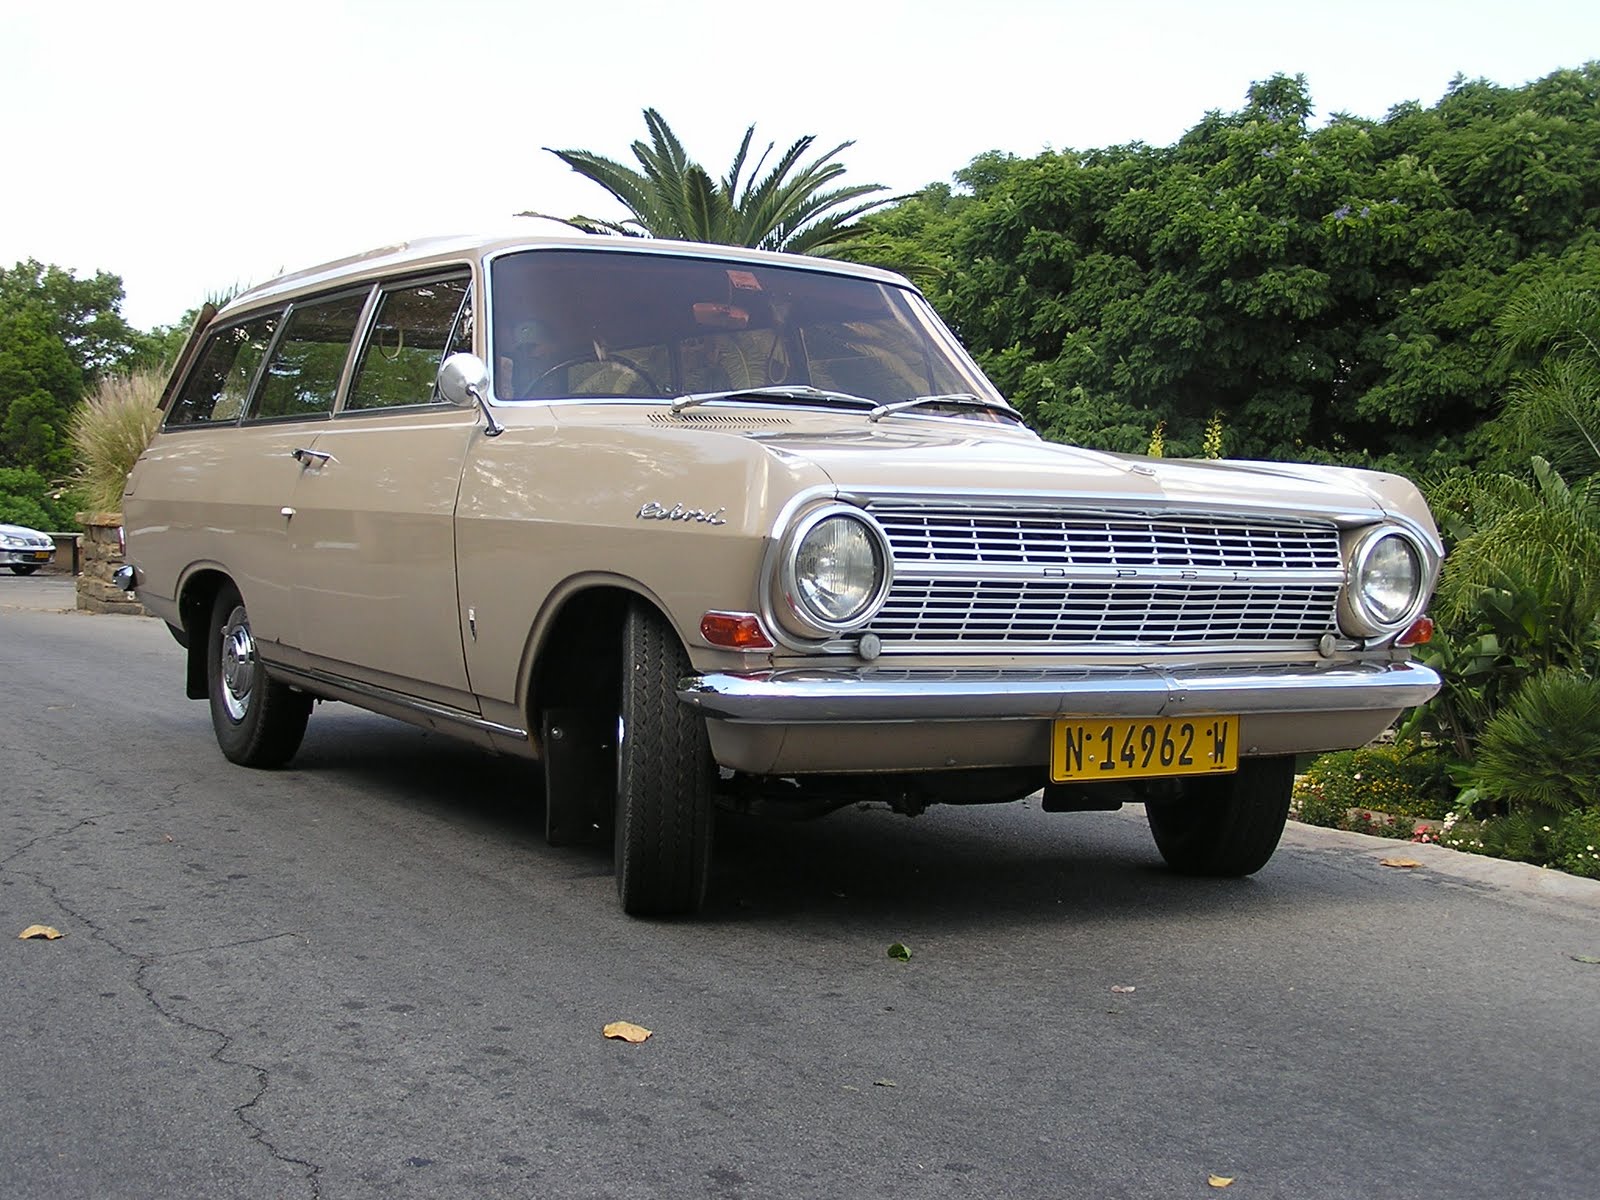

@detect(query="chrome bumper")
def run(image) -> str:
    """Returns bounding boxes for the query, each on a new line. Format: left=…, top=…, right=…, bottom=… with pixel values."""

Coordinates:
left=678, top=660, right=1441, bottom=724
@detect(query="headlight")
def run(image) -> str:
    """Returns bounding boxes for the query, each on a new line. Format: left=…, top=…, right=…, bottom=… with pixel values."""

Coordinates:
left=779, top=506, right=892, bottom=636
left=1343, top=527, right=1428, bottom=637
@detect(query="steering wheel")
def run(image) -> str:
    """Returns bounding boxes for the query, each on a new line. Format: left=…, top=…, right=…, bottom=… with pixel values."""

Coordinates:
left=533, top=352, right=662, bottom=397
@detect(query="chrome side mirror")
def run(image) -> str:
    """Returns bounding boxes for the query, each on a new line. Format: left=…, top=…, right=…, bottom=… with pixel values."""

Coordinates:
left=437, top=352, right=503, bottom=437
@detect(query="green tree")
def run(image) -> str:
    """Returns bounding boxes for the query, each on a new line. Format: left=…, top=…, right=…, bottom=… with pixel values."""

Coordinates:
left=0, top=259, right=172, bottom=539
left=0, top=301, right=81, bottom=476
left=0, top=259, right=153, bottom=378
left=850, top=64, right=1600, bottom=471
left=523, top=108, right=893, bottom=255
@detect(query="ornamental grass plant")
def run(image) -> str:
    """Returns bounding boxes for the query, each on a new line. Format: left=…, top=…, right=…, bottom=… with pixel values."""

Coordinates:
left=69, top=367, right=164, bottom=514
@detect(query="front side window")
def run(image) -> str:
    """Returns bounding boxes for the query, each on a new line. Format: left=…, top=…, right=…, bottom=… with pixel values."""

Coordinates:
left=488, top=250, right=1001, bottom=406
left=249, top=293, right=368, bottom=421
left=346, top=274, right=473, bottom=411
left=165, top=312, right=281, bottom=427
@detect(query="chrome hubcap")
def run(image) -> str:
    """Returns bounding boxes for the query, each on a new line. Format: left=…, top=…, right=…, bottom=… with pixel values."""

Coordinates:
left=219, top=605, right=256, bottom=722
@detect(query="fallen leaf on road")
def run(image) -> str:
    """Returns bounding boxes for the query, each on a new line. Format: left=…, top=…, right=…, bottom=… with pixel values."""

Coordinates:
left=1209, top=1174, right=1235, bottom=1188
left=1111, top=985, right=1136, bottom=994
left=18, top=925, right=63, bottom=940
left=602, top=1021, right=652, bottom=1044
left=1571, top=955, right=1600, bottom=965
left=887, top=942, right=912, bottom=962
left=1380, top=858, right=1422, bottom=869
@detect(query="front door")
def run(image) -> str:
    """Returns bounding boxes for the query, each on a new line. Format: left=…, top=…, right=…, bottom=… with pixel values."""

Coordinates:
left=283, top=273, right=480, bottom=710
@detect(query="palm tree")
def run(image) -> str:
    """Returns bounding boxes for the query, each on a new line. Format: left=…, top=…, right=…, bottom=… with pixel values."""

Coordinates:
left=1491, top=281, right=1600, bottom=480
left=520, top=109, right=893, bottom=255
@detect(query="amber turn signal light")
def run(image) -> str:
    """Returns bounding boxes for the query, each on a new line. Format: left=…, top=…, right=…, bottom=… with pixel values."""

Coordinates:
left=1397, top=615, right=1434, bottom=646
left=700, top=611, right=773, bottom=649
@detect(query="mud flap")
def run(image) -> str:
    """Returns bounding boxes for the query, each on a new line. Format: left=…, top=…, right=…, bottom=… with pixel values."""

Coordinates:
left=542, top=708, right=615, bottom=846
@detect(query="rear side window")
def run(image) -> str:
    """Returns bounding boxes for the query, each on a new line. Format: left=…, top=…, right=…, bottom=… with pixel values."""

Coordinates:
left=165, top=313, right=281, bottom=427
left=249, top=293, right=368, bottom=421
left=345, top=275, right=473, bottom=411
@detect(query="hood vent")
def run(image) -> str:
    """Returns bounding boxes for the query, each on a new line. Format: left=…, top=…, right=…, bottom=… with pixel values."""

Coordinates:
left=649, top=411, right=792, bottom=429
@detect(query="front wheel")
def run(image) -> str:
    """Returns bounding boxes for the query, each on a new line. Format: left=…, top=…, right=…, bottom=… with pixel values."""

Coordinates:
left=614, top=602, right=715, bottom=916
left=207, top=584, right=312, bottom=767
left=1145, top=755, right=1294, bottom=877
left=8, top=564, right=40, bottom=575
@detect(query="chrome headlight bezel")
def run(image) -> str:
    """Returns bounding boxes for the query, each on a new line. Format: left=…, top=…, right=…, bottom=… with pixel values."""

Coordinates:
left=1341, top=525, right=1431, bottom=639
left=775, top=504, right=894, bottom=639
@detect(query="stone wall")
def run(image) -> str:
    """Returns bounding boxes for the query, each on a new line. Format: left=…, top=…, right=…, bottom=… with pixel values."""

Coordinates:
left=75, top=512, right=144, bottom=616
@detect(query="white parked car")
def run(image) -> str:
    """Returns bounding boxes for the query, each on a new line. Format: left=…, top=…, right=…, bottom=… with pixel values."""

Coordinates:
left=0, top=523, right=56, bottom=575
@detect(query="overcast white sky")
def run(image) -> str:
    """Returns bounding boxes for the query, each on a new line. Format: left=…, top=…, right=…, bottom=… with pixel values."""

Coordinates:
left=4, top=0, right=1596, bottom=330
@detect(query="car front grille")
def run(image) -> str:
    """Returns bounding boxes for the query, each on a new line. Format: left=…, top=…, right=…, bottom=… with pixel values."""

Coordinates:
left=864, top=505, right=1345, bottom=651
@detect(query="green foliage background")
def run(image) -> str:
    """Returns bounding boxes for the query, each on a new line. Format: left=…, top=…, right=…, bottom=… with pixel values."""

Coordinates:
left=0, top=259, right=183, bottom=528
left=845, top=65, right=1600, bottom=470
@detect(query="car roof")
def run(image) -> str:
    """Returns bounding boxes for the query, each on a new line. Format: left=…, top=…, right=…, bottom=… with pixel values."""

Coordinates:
left=219, top=230, right=915, bottom=319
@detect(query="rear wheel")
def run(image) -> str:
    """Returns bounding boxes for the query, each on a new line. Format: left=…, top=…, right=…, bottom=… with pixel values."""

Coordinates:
left=8, top=564, right=39, bottom=575
left=207, top=584, right=312, bottom=767
left=614, top=601, right=714, bottom=915
left=1145, top=755, right=1294, bottom=877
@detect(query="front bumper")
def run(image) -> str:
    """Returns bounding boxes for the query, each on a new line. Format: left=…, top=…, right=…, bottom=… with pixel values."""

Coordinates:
left=678, top=659, right=1441, bottom=724
left=1, top=548, right=55, bottom=566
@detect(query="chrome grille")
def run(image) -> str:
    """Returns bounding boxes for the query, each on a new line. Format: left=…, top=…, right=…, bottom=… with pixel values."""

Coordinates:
left=865, top=505, right=1344, bottom=651
left=873, top=508, right=1342, bottom=571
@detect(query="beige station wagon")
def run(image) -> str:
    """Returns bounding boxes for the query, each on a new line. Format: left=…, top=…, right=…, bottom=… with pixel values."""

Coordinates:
left=122, top=233, right=1443, bottom=914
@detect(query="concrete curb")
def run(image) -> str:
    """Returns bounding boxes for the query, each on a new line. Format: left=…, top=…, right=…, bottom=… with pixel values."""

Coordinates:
left=1282, top=815, right=1600, bottom=914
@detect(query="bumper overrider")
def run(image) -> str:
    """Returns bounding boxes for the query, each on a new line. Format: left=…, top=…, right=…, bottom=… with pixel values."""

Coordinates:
left=677, top=659, right=1441, bottom=724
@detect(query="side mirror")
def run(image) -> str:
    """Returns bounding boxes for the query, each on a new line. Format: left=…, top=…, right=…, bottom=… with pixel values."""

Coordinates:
left=436, top=353, right=503, bottom=437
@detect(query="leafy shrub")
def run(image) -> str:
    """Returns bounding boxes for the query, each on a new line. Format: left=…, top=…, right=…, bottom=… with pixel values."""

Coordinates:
left=1477, top=811, right=1562, bottom=864
left=1468, top=670, right=1600, bottom=815
left=0, top=466, right=82, bottom=530
left=69, top=367, right=164, bottom=514
left=1553, top=809, right=1600, bottom=879
left=1292, top=743, right=1454, bottom=830
left=1441, top=808, right=1600, bottom=877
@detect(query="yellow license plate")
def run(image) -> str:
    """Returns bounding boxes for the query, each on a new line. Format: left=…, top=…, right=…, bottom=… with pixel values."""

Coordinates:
left=1051, top=716, right=1238, bottom=782
left=29, top=551, right=50, bottom=561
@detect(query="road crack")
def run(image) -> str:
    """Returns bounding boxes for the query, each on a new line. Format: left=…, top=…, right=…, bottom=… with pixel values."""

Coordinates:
left=8, top=836, right=324, bottom=1198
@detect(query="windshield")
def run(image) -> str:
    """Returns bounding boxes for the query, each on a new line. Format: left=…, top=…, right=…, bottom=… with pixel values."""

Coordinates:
left=488, top=248, right=1004, bottom=411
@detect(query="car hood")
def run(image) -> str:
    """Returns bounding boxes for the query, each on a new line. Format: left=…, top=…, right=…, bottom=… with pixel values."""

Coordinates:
left=742, top=423, right=1436, bottom=534
left=0, top=523, right=49, bottom=540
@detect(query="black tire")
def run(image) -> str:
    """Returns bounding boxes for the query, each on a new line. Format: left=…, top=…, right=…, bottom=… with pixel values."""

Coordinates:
left=206, top=583, right=311, bottom=768
left=1145, top=755, right=1294, bottom=877
left=614, top=601, right=714, bottom=915
left=9, top=564, right=40, bottom=575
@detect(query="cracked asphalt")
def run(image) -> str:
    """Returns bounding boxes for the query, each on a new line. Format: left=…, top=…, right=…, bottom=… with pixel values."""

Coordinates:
left=3, top=575, right=1599, bottom=1199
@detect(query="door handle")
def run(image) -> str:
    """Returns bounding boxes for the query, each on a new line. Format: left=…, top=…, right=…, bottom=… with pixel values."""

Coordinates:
left=291, top=447, right=333, bottom=466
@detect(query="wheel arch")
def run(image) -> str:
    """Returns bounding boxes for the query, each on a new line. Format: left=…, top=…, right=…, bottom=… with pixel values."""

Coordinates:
left=522, top=577, right=684, bottom=722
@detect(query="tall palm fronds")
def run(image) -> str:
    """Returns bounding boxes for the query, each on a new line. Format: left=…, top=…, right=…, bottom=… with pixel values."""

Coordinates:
left=520, top=109, right=893, bottom=255
left=1492, top=282, right=1600, bottom=479
left=1429, top=458, right=1600, bottom=668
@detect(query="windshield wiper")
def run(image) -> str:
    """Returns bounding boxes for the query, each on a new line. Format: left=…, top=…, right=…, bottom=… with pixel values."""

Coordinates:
left=670, top=385, right=878, bottom=414
left=866, top=393, right=1025, bottom=424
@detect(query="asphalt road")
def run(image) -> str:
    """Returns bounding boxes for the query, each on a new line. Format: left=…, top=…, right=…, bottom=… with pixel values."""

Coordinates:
left=4, top=574, right=1599, bottom=1200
